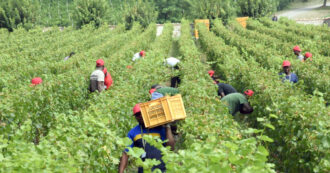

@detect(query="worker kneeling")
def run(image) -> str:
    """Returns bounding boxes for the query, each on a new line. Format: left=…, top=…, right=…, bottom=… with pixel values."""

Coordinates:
left=221, top=90, right=254, bottom=116
left=89, top=59, right=105, bottom=92
left=119, top=104, right=175, bottom=173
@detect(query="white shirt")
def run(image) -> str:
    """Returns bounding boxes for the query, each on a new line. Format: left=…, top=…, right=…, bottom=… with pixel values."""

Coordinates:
left=165, top=57, right=180, bottom=67
left=63, top=56, right=70, bottom=61
left=132, top=52, right=141, bottom=61
left=297, top=54, right=304, bottom=61
left=90, top=69, right=105, bottom=82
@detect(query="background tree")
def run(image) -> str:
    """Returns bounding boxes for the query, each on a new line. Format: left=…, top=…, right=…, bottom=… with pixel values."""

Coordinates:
left=0, top=0, right=39, bottom=31
left=237, top=0, right=277, bottom=17
left=154, top=0, right=185, bottom=23
left=73, top=0, right=109, bottom=28
left=184, top=0, right=237, bottom=23
left=123, top=0, right=158, bottom=29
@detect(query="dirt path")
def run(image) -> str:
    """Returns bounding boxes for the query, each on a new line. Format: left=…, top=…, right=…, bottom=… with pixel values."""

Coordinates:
left=156, top=23, right=181, bottom=37
left=277, top=1, right=330, bottom=25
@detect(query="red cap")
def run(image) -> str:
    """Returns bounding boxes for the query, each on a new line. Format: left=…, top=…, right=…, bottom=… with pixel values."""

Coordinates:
left=149, top=88, right=156, bottom=94
left=133, top=103, right=141, bottom=115
left=31, top=77, right=42, bottom=85
left=126, top=65, right=132, bottom=69
left=293, top=46, right=301, bottom=52
left=208, top=70, right=215, bottom=77
left=103, top=67, right=108, bottom=74
left=244, top=89, right=254, bottom=97
left=139, top=50, right=145, bottom=57
left=305, top=52, right=312, bottom=58
left=282, top=60, right=291, bottom=67
left=96, top=59, right=104, bottom=67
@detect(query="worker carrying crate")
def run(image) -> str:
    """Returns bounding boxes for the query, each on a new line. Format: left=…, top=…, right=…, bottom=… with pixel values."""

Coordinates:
left=119, top=103, right=176, bottom=173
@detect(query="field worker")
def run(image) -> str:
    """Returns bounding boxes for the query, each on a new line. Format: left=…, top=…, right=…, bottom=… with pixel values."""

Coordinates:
left=30, top=77, right=42, bottom=86
left=217, top=83, right=237, bottom=98
left=103, top=67, right=113, bottom=90
left=303, top=52, right=312, bottom=62
left=132, top=50, right=146, bottom=61
left=149, top=84, right=180, bottom=100
left=63, top=52, right=75, bottom=61
left=165, top=57, right=181, bottom=88
left=221, top=90, right=254, bottom=116
left=293, top=46, right=304, bottom=61
left=89, top=59, right=105, bottom=92
left=119, top=104, right=175, bottom=173
left=149, top=84, right=180, bottom=135
left=208, top=70, right=218, bottom=84
left=272, top=15, right=278, bottom=22
left=279, top=60, right=298, bottom=83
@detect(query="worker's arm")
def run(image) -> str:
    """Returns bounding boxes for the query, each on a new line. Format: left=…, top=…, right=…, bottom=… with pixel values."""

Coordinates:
left=240, top=103, right=253, bottom=114
left=220, top=92, right=226, bottom=98
left=119, top=152, right=129, bottom=173
left=97, top=81, right=104, bottom=92
left=165, top=125, right=175, bottom=151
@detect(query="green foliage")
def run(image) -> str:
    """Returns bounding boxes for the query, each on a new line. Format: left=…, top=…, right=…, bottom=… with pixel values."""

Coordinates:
left=277, top=0, right=294, bottom=10
left=154, top=0, right=187, bottom=23
left=184, top=0, right=237, bottom=22
left=123, top=0, right=158, bottom=29
left=37, top=0, right=74, bottom=27
left=198, top=19, right=329, bottom=172
left=73, top=0, right=109, bottom=28
left=237, top=0, right=277, bottom=17
left=0, top=0, right=299, bottom=29
left=0, top=0, right=39, bottom=31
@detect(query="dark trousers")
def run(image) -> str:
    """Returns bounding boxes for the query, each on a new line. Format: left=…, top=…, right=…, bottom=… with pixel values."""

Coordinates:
left=170, top=76, right=181, bottom=88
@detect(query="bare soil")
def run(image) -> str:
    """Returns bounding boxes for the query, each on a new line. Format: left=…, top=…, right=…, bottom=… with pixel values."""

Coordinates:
left=277, top=0, right=330, bottom=25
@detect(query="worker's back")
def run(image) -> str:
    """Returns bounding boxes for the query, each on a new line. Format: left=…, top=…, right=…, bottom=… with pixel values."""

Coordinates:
left=221, top=93, right=248, bottom=115
left=89, top=68, right=104, bottom=92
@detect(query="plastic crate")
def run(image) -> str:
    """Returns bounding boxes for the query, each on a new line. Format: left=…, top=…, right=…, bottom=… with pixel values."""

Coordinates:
left=194, top=19, right=210, bottom=39
left=140, top=94, right=186, bottom=128
left=236, top=17, right=249, bottom=28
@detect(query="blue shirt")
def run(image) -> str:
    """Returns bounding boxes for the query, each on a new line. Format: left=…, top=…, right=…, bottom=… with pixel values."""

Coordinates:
left=126, top=125, right=166, bottom=173
left=279, top=73, right=298, bottom=83
left=151, top=92, right=164, bottom=100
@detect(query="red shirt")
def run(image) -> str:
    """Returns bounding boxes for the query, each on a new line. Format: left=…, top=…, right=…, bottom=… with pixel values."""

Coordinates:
left=104, top=72, right=113, bottom=89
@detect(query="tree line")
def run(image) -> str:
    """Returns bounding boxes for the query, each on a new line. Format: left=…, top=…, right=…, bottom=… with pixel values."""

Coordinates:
left=0, top=0, right=315, bottom=31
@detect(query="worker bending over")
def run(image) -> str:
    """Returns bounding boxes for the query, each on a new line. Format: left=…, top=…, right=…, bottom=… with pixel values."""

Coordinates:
left=165, top=57, right=181, bottom=88
left=221, top=90, right=254, bottom=116
left=89, top=59, right=105, bottom=92
left=132, top=50, right=146, bottom=61
left=119, top=104, right=175, bottom=173
left=149, top=84, right=179, bottom=100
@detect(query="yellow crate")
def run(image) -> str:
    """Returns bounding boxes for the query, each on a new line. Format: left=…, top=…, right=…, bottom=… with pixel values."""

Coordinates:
left=236, top=17, right=249, bottom=28
left=194, top=19, right=210, bottom=39
left=140, top=94, right=186, bottom=128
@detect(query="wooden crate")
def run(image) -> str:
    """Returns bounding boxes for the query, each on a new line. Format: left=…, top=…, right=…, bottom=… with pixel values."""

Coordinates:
left=140, top=94, right=186, bottom=128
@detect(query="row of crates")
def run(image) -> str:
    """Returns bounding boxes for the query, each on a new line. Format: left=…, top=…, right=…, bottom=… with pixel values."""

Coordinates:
left=194, top=17, right=249, bottom=39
